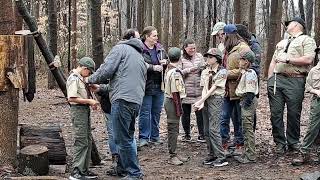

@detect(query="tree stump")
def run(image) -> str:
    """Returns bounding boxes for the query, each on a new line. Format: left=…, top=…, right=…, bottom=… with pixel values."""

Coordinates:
left=18, top=145, right=49, bottom=176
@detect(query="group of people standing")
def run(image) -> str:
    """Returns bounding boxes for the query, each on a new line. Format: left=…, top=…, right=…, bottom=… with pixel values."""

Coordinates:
left=66, top=16, right=319, bottom=180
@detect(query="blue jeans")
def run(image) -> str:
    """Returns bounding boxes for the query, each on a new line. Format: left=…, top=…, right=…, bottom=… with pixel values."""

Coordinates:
left=104, top=113, right=118, bottom=155
left=111, top=99, right=142, bottom=177
left=220, top=97, right=244, bottom=145
left=139, top=90, right=164, bottom=141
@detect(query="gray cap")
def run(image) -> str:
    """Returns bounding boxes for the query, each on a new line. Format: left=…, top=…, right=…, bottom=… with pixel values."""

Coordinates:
left=239, top=48, right=255, bottom=63
left=168, top=47, right=181, bottom=61
left=79, top=57, right=95, bottom=72
left=285, top=16, right=306, bottom=29
left=204, top=48, right=223, bottom=61
left=211, top=22, right=226, bottom=35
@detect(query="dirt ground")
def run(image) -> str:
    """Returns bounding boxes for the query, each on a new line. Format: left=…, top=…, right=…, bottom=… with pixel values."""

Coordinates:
left=17, top=78, right=320, bottom=180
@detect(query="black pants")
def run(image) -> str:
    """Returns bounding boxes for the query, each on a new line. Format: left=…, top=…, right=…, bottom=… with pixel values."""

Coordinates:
left=181, top=104, right=204, bottom=137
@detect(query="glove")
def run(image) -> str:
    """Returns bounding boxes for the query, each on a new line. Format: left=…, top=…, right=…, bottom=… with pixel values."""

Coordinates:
left=153, top=65, right=163, bottom=72
left=241, top=92, right=255, bottom=109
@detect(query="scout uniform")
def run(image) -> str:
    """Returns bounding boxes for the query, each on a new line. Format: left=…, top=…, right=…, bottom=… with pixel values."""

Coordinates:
left=292, top=60, right=320, bottom=165
left=67, top=57, right=95, bottom=176
left=267, top=18, right=317, bottom=151
left=235, top=51, right=259, bottom=163
left=200, top=63, right=228, bottom=163
left=164, top=65, right=186, bottom=159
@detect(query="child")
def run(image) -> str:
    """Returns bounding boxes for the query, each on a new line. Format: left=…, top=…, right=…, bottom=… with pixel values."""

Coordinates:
left=66, top=57, right=99, bottom=180
left=193, top=48, right=228, bottom=167
left=292, top=48, right=320, bottom=166
left=234, top=49, right=258, bottom=164
left=164, top=47, right=188, bottom=165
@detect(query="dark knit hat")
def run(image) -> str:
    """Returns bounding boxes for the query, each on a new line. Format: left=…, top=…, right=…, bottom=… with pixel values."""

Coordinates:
left=285, top=16, right=306, bottom=29
left=235, top=24, right=251, bottom=40
left=239, top=48, right=255, bottom=63
left=79, top=57, right=95, bottom=72
left=168, top=47, right=181, bottom=61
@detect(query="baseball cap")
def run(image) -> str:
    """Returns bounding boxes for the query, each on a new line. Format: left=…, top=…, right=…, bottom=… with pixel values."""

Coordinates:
left=211, top=22, right=226, bottom=35
left=239, top=48, right=255, bottom=63
left=168, top=47, right=181, bottom=61
left=285, top=16, right=306, bottom=29
left=79, top=57, right=95, bottom=72
left=204, top=48, right=223, bottom=61
left=223, top=24, right=237, bottom=34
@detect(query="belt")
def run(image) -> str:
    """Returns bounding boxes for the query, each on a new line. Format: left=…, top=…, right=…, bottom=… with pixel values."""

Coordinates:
left=277, top=72, right=306, bottom=78
left=70, top=104, right=89, bottom=107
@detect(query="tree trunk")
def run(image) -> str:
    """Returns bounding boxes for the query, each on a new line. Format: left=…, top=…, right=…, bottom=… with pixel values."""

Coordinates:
left=206, top=0, right=213, bottom=50
left=146, top=0, right=152, bottom=26
left=224, top=0, right=230, bottom=23
left=86, top=0, right=91, bottom=56
left=234, top=0, right=251, bottom=25
left=137, top=0, right=145, bottom=33
left=305, top=0, right=313, bottom=35
left=199, top=0, right=206, bottom=53
left=315, top=0, right=320, bottom=46
left=90, top=0, right=104, bottom=68
left=0, top=0, right=19, bottom=168
left=193, top=0, right=199, bottom=39
left=162, top=0, right=170, bottom=51
left=47, top=0, right=58, bottom=89
left=298, top=0, right=305, bottom=21
left=154, top=0, right=161, bottom=40
left=171, top=0, right=182, bottom=47
left=264, top=0, right=283, bottom=78
left=71, top=0, right=77, bottom=68
left=185, top=0, right=190, bottom=39
left=290, top=0, right=295, bottom=17
left=249, top=0, right=256, bottom=33
left=126, top=0, right=131, bottom=28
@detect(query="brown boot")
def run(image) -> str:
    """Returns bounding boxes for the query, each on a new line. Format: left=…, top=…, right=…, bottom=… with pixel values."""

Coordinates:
left=292, top=153, right=311, bottom=166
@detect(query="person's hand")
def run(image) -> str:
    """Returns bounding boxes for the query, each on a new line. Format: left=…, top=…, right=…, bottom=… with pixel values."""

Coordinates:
left=88, top=99, right=99, bottom=106
left=89, top=84, right=100, bottom=93
left=315, top=89, right=320, bottom=97
left=189, top=66, right=198, bottom=73
left=153, top=65, right=163, bottom=72
left=159, top=59, right=168, bottom=65
left=193, top=101, right=204, bottom=111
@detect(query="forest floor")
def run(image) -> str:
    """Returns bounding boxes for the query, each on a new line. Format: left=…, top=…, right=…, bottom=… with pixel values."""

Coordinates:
left=16, top=77, right=320, bottom=180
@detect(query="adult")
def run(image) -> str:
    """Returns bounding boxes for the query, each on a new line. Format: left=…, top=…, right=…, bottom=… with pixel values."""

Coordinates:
left=179, top=38, right=205, bottom=142
left=88, top=31, right=147, bottom=179
left=267, top=17, right=316, bottom=154
left=222, top=24, right=251, bottom=155
left=211, top=22, right=227, bottom=66
left=138, top=26, right=166, bottom=148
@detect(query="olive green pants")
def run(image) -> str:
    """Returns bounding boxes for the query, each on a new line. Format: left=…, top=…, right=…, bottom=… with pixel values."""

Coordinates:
left=300, top=97, right=320, bottom=155
left=164, top=98, right=180, bottom=157
left=70, top=105, right=92, bottom=174
left=241, top=98, right=257, bottom=160
left=267, top=75, right=306, bottom=146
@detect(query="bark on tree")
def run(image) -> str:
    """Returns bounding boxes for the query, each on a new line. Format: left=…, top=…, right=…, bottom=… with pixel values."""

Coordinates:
left=146, top=0, right=152, bottom=26
left=234, top=0, right=250, bottom=26
left=90, top=0, right=104, bottom=68
left=249, top=0, right=256, bottom=34
left=162, top=0, right=169, bottom=51
left=212, top=0, right=217, bottom=48
left=264, top=0, right=283, bottom=78
left=298, top=0, right=305, bottom=21
left=193, top=0, right=199, bottom=39
left=224, top=0, right=230, bottom=23
left=137, top=0, right=145, bottom=33
left=47, top=0, right=58, bottom=89
left=0, top=0, right=19, bottom=167
left=71, top=0, right=77, bottom=68
left=305, top=0, right=313, bottom=35
left=185, top=0, right=191, bottom=39
left=154, top=0, right=161, bottom=40
left=126, top=0, right=131, bottom=28
left=199, top=0, right=206, bottom=53
left=290, top=0, right=295, bottom=17
left=171, top=0, right=182, bottom=47
left=206, top=0, right=213, bottom=50
left=86, top=0, right=91, bottom=56
left=315, top=0, right=320, bottom=46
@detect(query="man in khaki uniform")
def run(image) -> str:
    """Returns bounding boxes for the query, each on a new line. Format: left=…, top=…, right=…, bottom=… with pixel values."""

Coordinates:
left=164, top=47, right=187, bottom=165
left=67, top=57, right=99, bottom=180
left=267, top=17, right=317, bottom=154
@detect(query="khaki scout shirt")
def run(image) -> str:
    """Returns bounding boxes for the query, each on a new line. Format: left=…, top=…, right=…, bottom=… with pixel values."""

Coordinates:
left=273, top=32, right=317, bottom=74
left=235, top=69, right=259, bottom=97
left=164, top=67, right=186, bottom=99
left=200, top=66, right=227, bottom=97
left=66, top=70, right=89, bottom=105
left=305, top=65, right=320, bottom=93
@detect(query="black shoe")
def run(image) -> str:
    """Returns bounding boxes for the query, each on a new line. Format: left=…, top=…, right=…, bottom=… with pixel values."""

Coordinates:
left=197, top=136, right=206, bottom=143
left=288, top=144, right=300, bottom=152
left=69, top=169, right=86, bottom=180
left=182, top=135, right=192, bottom=142
left=275, top=144, right=286, bottom=154
left=203, top=157, right=217, bottom=165
left=211, top=158, right=229, bottom=167
left=84, top=171, right=98, bottom=179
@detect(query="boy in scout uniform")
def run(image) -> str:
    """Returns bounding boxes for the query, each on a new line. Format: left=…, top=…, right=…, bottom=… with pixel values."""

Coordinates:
left=67, top=57, right=99, bottom=180
left=267, top=17, right=317, bottom=154
left=164, top=47, right=188, bottom=165
left=292, top=49, right=320, bottom=165
left=193, top=48, right=228, bottom=167
left=234, top=49, right=259, bottom=164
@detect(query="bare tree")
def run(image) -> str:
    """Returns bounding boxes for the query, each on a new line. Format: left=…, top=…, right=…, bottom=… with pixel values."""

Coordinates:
left=71, top=0, right=77, bottom=68
left=206, top=0, right=213, bottom=50
left=193, top=0, right=199, bottom=39
left=137, top=0, right=145, bottom=33
left=298, top=0, right=305, bottom=21
left=315, top=0, right=320, bottom=46
left=162, top=0, right=170, bottom=51
left=234, top=0, right=251, bottom=25
left=146, top=0, right=153, bottom=26
left=305, top=0, right=314, bottom=35
left=154, top=0, right=161, bottom=39
left=126, top=0, right=132, bottom=28
left=249, top=0, right=256, bottom=33
left=86, top=0, right=91, bottom=56
left=172, top=0, right=182, bottom=47
left=290, top=0, right=296, bottom=17
left=264, top=0, right=283, bottom=77
left=185, top=0, right=191, bottom=39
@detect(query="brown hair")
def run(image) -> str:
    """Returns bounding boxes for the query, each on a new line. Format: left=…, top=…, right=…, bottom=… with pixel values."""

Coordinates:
left=182, top=38, right=196, bottom=59
left=122, top=28, right=138, bottom=40
left=141, top=26, right=157, bottom=42
left=224, top=33, right=246, bottom=53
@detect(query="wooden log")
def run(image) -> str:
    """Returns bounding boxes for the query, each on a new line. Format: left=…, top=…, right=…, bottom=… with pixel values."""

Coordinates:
left=18, top=145, right=49, bottom=176
left=19, top=125, right=67, bottom=165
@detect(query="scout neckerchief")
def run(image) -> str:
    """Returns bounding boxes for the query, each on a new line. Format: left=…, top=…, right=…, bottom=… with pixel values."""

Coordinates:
left=73, top=73, right=93, bottom=99
left=208, top=65, right=223, bottom=89
left=284, top=33, right=303, bottom=53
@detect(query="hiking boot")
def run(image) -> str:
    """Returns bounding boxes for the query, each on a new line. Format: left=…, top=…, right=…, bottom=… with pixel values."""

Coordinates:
left=211, top=158, right=229, bottom=167
left=69, top=168, right=86, bottom=180
left=177, top=155, right=190, bottom=163
left=232, top=144, right=244, bottom=156
left=168, top=156, right=183, bottom=165
left=275, top=144, right=286, bottom=154
left=288, top=144, right=300, bottom=152
left=84, top=171, right=98, bottom=179
left=137, top=139, right=149, bottom=148
left=234, top=155, right=256, bottom=164
left=197, top=136, right=206, bottom=143
left=150, top=139, right=163, bottom=145
left=203, top=157, right=217, bottom=165
left=292, top=153, right=311, bottom=166
left=182, top=135, right=192, bottom=142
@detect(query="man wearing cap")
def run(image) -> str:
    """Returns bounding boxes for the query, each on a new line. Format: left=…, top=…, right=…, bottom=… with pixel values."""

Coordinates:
left=267, top=17, right=317, bottom=154
left=88, top=36, right=147, bottom=179
left=211, top=22, right=227, bottom=53
left=67, top=57, right=99, bottom=179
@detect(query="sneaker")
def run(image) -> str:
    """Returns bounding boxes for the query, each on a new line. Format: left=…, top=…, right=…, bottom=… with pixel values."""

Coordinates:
left=234, top=155, right=256, bottom=164
left=275, top=144, right=286, bottom=154
left=168, top=156, right=183, bottom=165
left=182, top=135, right=192, bottom=142
left=69, top=169, right=86, bottom=180
left=106, top=165, right=126, bottom=177
left=137, top=139, right=149, bottom=148
left=84, top=171, right=98, bottom=179
left=211, top=158, right=229, bottom=167
left=150, top=139, right=163, bottom=145
left=203, top=157, right=217, bottom=165
left=232, top=144, right=244, bottom=156
left=197, top=136, right=206, bottom=143
left=292, top=153, right=311, bottom=166
left=288, top=144, right=300, bottom=152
